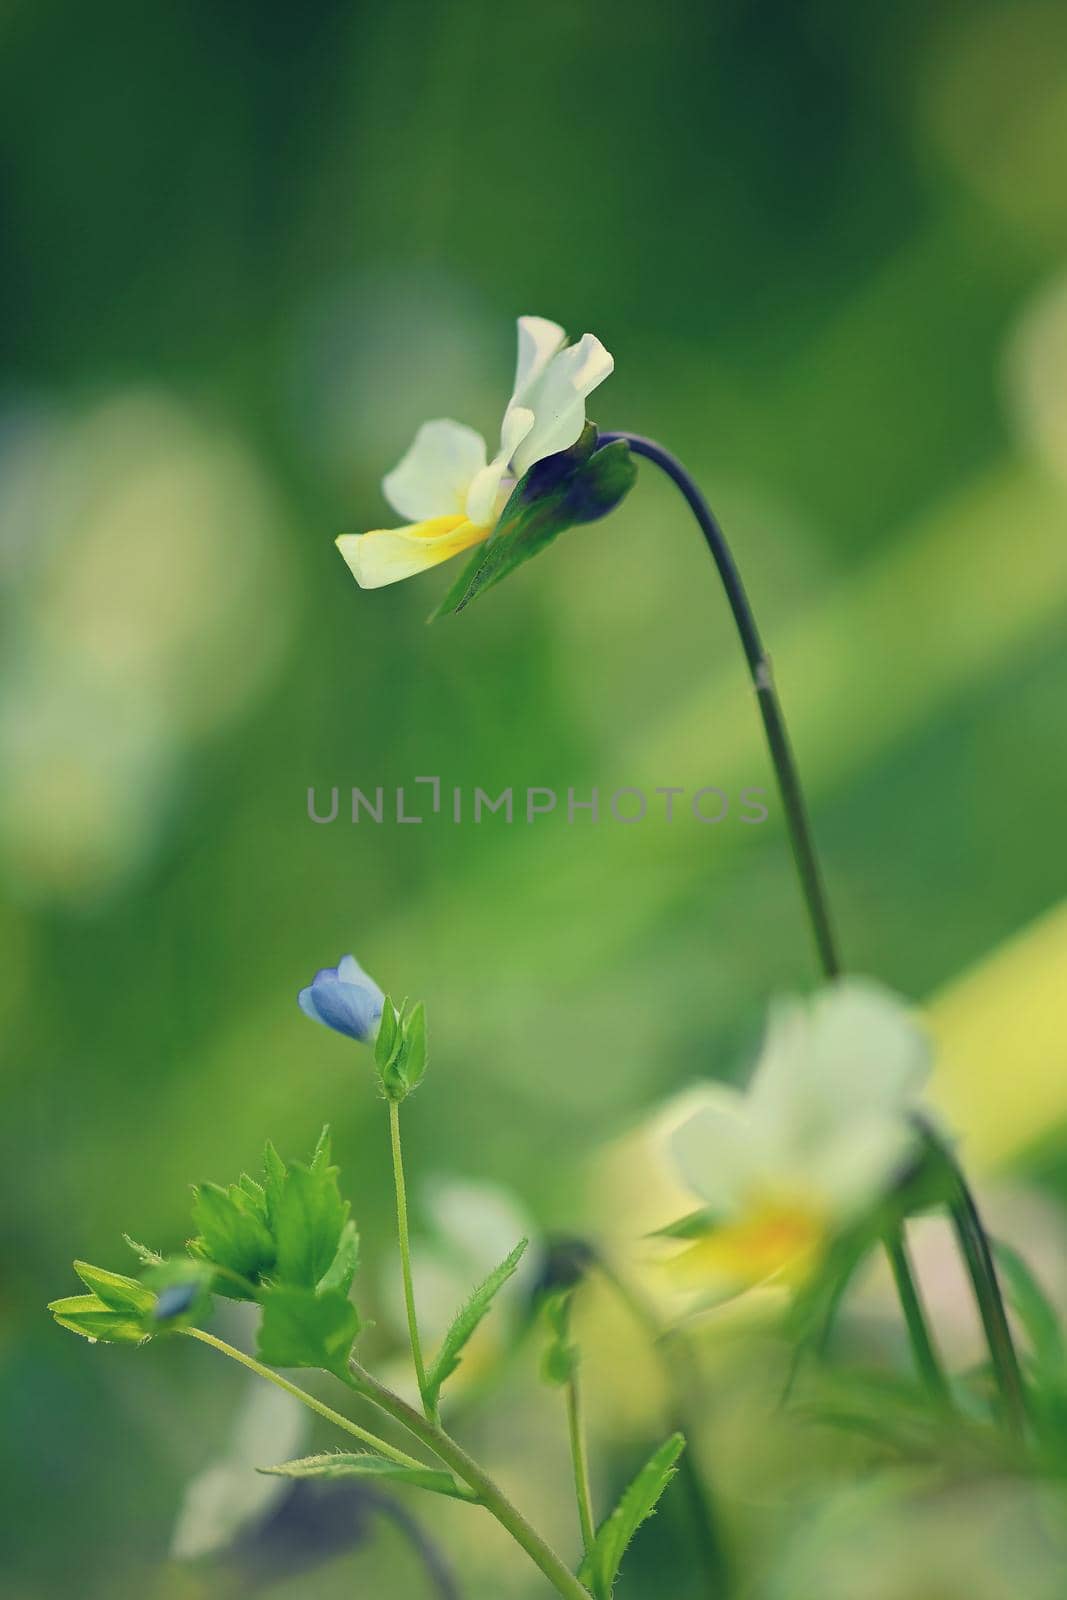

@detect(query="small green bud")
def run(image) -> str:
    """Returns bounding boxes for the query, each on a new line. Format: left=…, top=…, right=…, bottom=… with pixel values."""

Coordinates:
left=374, top=996, right=429, bottom=1101
left=539, top=1287, right=578, bottom=1387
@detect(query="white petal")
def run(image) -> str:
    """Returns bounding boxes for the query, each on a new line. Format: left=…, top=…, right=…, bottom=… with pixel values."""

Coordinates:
left=382, top=419, right=488, bottom=522
left=810, top=1114, right=921, bottom=1217
left=509, top=333, right=614, bottom=477
left=512, top=316, right=567, bottom=399
left=669, top=1084, right=758, bottom=1215
left=464, top=454, right=512, bottom=528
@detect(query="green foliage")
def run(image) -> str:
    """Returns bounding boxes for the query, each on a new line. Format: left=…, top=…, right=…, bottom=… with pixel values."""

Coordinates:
left=269, top=1140, right=355, bottom=1290
left=578, top=1433, right=686, bottom=1599
left=995, top=1241, right=1066, bottom=1379
left=650, top=1208, right=719, bottom=1240
left=258, top=1452, right=475, bottom=1500
left=424, top=1238, right=528, bottom=1410
left=374, top=997, right=428, bottom=1101
left=189, top=1179, right=275, bottom=1296
left=540, top=1288, right=578, bottom=1387
left=431, top=427, right=636, bottom=618
left=257, top=1284, right=361, bottom=1376
left=47, top=1292, right=148, bottom=1344
left=73, top=1261, right=156, bottom=1315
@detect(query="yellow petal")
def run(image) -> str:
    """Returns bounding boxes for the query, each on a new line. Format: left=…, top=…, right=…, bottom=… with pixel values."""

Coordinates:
left=669, top=1203, right=827, bottom=1295
left=335, top=515, right=489, bottom=590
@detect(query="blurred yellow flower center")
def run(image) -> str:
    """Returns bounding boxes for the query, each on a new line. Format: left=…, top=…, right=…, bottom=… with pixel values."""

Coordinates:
left=672, top=1197, right=828, bottom=1292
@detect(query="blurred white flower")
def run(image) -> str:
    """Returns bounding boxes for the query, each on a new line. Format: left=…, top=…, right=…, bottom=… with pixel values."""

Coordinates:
left=667, top=981, right=931, bottom=1297
left=171, top=1380, right=308, bottom=1562
left=0, top=389, right=292, bottom=906
left=336, top=315, right=613, bottom=588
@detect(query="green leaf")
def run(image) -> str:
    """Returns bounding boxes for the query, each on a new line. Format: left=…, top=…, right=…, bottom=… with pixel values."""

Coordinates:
left=271, top=1155, right=350, bottom=1289
left=579, top=1433, right=685, bottom=1599
left=190, top=1179, right=275, bottom=1291
left=257, top=1285, right=360, bottom=1375
left=540, top=1288, right=577, bottom=1387
left=74, top=1261, right=156, bottom=1315
left=425, top=1239, right=527, bottom=1409
left=48, top=1292, right=147, bottom=1344
left=318, top=1218, right=360, bottom=1296
left=995, top=1240, right=1066, bottom=1377
left=431, top=429, right=636, bottom=619
left=257, top=1452, right=474, bottom=1501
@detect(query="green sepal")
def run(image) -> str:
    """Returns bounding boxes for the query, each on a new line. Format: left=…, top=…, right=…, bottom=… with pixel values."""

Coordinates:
left=540, top=1287, right=577, bottom=1387
left=257, top=1451, right=475, bottom=1501
left=424, top=1238, right=527, bottom=1410
left=257, top=1284, right=361, bottom=1376
left=123, top=1234, right=163, bottom=1268
left=374, top=997, right=429, bottom=1102
left=48, top=1292, right=147, bottom=1344
left=578, top=1432, right=685, bottom=1598
left=649, top=1208, right=719, bottom=1240
left=73, top=1261, right=157, bottom=1315
left=431, top=426, right=636, bottom=618
left=190, top=1179, right=276, bottom=1295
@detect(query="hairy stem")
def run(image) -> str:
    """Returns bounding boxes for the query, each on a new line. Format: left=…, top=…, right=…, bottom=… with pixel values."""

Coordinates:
left=565, top=1367, right=597, bottom=1558
left=180, top=1327, right=426, bottom=1470
left=348, top=1360, right=592, bottom=1600
left=389, top=1098, right=431, bottom=1416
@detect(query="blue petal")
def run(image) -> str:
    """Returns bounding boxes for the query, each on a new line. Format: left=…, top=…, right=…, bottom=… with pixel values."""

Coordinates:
left=298, top=986, right=326, bottom=1025
left=298, top=955, right=385, bottom=1042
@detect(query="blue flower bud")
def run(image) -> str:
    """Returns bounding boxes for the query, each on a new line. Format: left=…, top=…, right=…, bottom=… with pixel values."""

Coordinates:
left=298, top=955, right=385, bottom=1043
left=153, top=1281, right=201, bottom=1322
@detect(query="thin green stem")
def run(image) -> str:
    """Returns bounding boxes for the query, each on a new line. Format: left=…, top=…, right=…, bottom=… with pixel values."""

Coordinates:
left=565, top=1368, right=597, bottom=1557
left=388, top=1097, right=431, bottom=1416
left=884, top=1229, right=951, bottom=1408
left=348, top=1360, right=593, bottom=1600
left=940, top=1161, right=1027, bottom=1437
left=180, top=1327, right=426, bottom=1470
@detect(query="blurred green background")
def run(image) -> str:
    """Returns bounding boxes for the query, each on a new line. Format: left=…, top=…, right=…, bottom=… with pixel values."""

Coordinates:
left=4, top=0, right=1067, bottom=1595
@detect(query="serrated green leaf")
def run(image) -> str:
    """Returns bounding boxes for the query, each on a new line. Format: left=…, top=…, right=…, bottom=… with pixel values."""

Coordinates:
left=271, top=1157, right=350, bottom=1289
left=257, top=1285, right=360, bottom=1375
left=995, top=1240, right=1066, bottom=1377
left=318, top=1218, right=360, bottom=1296
left=579, top=1433, right=685, bottom=1598
left=431, top=430, right=635, bottom=619
left=257, top=1451, right=474, bottom=1500
left=74, top=1261, right=156, bottom=1315
left=425, top=1239, right=527, bottom=1409
left=48, top=1292, right=147, bottom=1344
left=123, top=1234, right=163, bottom=1267
left=191, top=1180, right=275, bottom=1290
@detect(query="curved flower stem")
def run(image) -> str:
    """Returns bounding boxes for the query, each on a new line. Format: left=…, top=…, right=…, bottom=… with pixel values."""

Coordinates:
left=179, top=1327, right=427, bottom=1470
left=599, top=431, right=999, bottom=1419
left=883, top=1230, right=951, bottom=1409
left=565, top=1367, right=597, bottom=1558
left=388, top=1098, right=431, bottom=1417
left=598, top=431, right=839, bottom=980
left=347, top=1360, right=593, bottom=1600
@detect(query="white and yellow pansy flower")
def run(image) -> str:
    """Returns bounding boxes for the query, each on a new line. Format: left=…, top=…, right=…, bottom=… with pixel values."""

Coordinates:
left=667, top=980, right=932, bottom=1298
left=336, top=316, right=613, bottom=589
